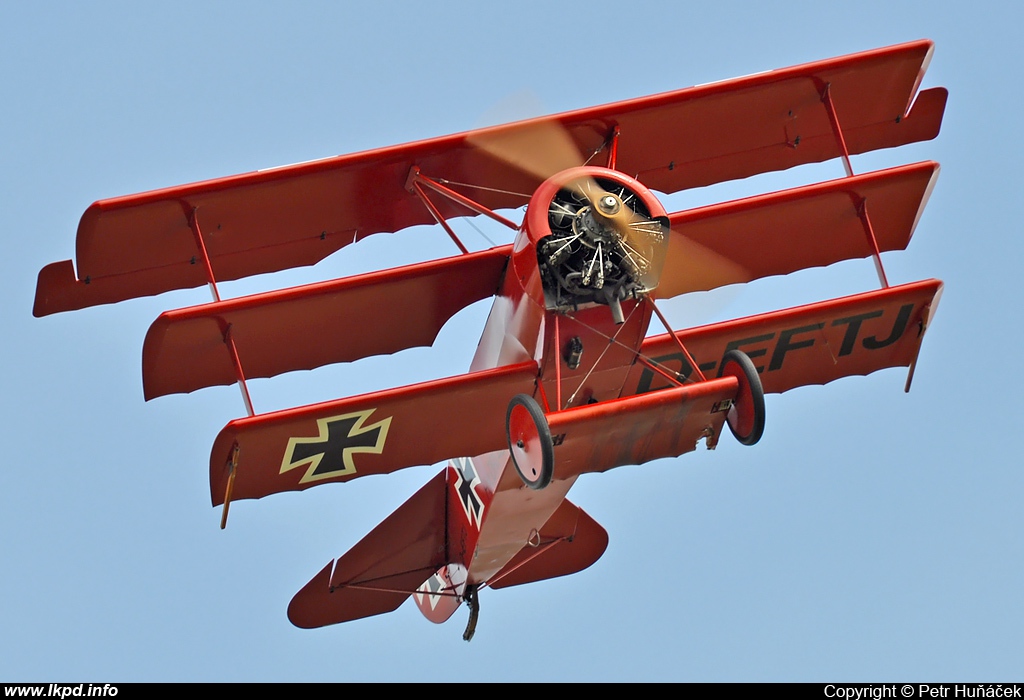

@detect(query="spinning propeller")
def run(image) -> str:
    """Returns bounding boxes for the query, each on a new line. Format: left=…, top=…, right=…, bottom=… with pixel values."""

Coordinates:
left=468, top=116, right=745, bottom=304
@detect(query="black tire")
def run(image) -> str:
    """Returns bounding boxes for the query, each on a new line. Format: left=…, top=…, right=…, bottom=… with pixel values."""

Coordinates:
left=505, top=394, right=554, bottom=490
left=721, top=349, right=766, bottom=446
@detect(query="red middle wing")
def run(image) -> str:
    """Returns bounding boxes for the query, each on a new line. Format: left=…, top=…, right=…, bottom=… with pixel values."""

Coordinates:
left=143, top=245, right=510, bottom=399
left=655, top=162, right=939, bottom=298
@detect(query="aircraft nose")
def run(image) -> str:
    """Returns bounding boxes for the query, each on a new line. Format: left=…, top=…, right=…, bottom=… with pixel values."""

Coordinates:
left=597, top=194, right=620, bottom=215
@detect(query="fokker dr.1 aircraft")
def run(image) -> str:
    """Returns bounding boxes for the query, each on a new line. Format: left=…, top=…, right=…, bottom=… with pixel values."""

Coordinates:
left=35, top=40, right=946, bottom=639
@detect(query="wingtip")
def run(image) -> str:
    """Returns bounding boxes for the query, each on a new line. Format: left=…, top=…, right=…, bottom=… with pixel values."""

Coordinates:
left=287, top=561, right=336, bottom=629
left=209, top=426, right=238, bottom=507
left=33, top=259, right=79, bottom=317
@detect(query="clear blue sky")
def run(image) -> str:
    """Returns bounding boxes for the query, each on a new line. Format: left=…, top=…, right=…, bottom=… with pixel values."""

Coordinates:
left=2, top=0, right=1021, bottom=682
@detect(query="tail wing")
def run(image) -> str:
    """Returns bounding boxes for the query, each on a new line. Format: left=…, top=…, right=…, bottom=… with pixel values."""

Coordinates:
left=487, top=498, right=608, bottom=590
left=413, top=496, right=609, bottom=624
left=288, top=470, right=449, bottom=628
left=288, top=467, right=610, bottom=630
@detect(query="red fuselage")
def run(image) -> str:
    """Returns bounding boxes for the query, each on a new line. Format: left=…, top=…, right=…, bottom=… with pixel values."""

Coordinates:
left=446, top=167, right=668, bottom=586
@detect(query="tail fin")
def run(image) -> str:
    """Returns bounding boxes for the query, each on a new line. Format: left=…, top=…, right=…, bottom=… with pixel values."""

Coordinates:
left=414, top=564, right=468, bottom=624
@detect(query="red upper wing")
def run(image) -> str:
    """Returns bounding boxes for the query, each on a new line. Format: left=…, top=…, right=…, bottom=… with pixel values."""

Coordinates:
left=35, top=40, right=943, bottom=316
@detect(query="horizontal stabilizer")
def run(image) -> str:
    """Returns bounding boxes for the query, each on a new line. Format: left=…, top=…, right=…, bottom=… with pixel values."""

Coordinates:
left=288, top=469, right=448, bottom=628
left=142, top=245, right=510, bottom=399
left=34, top=40, right=943, bottom=316
left=488, top=498, right=608, bottom=590
left=655, top=161, right=939, bottom=298
left=549, top=377, right=740, bottom=480
left=626, top=279, right=943, bottom=396
left=209, top=361, right=538, bottom=505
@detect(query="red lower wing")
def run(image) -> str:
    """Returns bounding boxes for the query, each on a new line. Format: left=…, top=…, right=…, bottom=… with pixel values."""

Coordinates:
left=209, top=361, right=538, bottom=505
left=628, top=279, right=943, bottom=396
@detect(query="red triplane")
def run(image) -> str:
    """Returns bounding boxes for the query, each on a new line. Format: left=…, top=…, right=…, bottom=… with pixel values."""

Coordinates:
left=34, top=40, right=946, bottom=639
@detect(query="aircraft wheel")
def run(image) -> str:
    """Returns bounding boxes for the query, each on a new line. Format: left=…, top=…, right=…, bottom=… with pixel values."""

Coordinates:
left=720, top=349, right=765, bottom=446
left=506, top=394, right=554, bottom=490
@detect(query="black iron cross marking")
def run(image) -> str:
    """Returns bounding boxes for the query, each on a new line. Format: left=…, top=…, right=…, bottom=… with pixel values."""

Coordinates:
left=280, top=410, right=391, bottom=484
left=453, top=457, right=484, bottom=528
